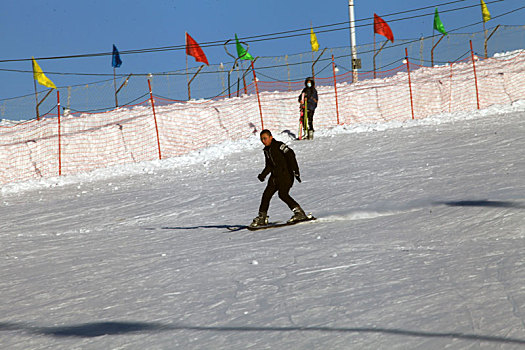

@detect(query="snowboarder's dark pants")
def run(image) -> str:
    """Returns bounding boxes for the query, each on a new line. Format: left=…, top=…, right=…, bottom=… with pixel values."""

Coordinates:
left=259, top=178, right=298, bottom=213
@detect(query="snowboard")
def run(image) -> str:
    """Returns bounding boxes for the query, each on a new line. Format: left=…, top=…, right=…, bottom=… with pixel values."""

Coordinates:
left=247, top=214, right=316, bottom=231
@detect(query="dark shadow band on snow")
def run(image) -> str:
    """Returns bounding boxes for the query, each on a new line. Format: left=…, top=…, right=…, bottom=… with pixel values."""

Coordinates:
left=0, top=321, right=165, bottom=337
left=2, top=321, right=525, bottom=344
left=436, top=200, right=525, bottom=209
left=41, top=321, right=166, bottom=337
left=161, top=224, right=247, bottom=232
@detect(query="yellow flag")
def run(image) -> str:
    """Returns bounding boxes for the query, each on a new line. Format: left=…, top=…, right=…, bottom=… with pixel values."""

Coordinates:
left=32, top=57, right=56, bottom=89
left=480, top=0, right=491, bottom=22
left=310, top=27, right=319, bottom=52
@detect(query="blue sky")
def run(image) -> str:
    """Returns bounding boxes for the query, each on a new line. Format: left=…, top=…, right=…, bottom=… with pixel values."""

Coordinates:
left=0, top=0, right=523, bottom=100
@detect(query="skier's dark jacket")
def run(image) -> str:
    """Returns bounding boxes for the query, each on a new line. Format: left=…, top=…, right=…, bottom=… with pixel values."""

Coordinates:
left=298, top=77, right=318, bottom=111
left=260, top=139, right=299, bottom=187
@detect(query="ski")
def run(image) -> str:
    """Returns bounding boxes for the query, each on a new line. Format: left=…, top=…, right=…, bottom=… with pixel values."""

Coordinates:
left=298, top=93, right=309, bottom=140
left=298, top=92, right=305, bottom=140
left=303, top=98, right=309, bottom=138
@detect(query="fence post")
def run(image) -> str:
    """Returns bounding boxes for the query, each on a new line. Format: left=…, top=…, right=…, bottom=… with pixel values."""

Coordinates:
left=148, top=79, right=162, bottom=160
left=484, top=24, right=500, bottom=59
left=405, top=48, right=415, bottom=120
left=311, top=48, right=327, bottom=79
left=431, top=35, right=445, bottom=66
left=251, top=61, right=264, bottom=131
left=449, top=62, right=453, bottom=113
left=57, top=90, right=62, bottom=176
left=115, top=74, right=132, bottom=107
left=331, top=54, right=340, bottom=125
left=188, top=65, right=205, bottom=100
left=373, top=40, right=388, bottom=78
left=470, top=40, right=480, bottom=110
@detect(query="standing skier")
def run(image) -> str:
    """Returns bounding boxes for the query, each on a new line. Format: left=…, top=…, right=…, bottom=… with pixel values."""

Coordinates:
left=250, top=129, right=308, bottom=228
left=298, top=77, right=318, bottom=140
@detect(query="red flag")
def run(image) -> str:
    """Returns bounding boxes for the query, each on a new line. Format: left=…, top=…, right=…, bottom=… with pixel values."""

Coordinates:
left=185, top=32, right=209, bottom=65
left=373, top=13, right=394, bottom=43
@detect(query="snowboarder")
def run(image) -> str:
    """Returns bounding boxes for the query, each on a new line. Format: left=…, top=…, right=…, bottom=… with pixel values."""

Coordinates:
left=298, top=77, right=318, bottom=140
left=250, top=129, right=308, bottom=228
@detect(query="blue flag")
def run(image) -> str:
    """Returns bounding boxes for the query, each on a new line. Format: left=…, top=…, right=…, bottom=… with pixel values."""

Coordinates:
left=112, top=44, right=122, bottom=68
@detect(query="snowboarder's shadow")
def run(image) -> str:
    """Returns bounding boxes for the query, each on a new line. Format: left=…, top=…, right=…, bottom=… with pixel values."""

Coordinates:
left=161, top=224, right=246, bottom=232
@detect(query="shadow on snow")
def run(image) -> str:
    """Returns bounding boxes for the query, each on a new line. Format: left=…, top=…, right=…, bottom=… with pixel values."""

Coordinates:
left=436, top=199, right=525, bottom=209
left=1, top=321, right=525, bottom=344
left=161, top=224, right=247, bottom=232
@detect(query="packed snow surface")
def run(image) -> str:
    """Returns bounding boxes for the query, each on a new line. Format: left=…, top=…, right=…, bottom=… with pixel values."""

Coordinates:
left=1, top=102, right=524, bottom=349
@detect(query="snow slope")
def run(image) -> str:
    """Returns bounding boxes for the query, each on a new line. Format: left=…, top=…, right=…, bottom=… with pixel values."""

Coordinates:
left=1, top=102, right=525, bottom=349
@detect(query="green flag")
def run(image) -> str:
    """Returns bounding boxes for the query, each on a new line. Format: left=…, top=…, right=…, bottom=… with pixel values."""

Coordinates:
left=235, top=34, right=254, bottom=60
left=433, top=8, right=448, bottom=35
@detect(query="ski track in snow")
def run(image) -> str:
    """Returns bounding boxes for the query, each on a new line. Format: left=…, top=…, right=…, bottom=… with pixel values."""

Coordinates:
left=1, top=101, right=525, bottom=349
left=317, top=207, right=423, bottom=222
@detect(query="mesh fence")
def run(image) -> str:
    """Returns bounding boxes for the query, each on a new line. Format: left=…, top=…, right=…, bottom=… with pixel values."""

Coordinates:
left=1, top=25, right=525, bottom=185
left=1, top=25, right=524, bottom=122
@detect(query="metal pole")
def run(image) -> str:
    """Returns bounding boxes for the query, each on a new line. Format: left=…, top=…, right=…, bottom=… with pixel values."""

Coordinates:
left=470, top=40, right=480, bottom=110
left=185, top=32, right=189, bottom=96
left=483, top=23, right=487, bottom=59
left=484, top=24, right=500, bottom=59
left=33, top=78, right=39, bottom=120
left=311, top=48, right=327, bottom=79
left=405, top=48, right=415, bottom=120
left=373, top=40, right=388, bottom=78
left=449, top=62, right=453, bottom=113
left=332, top=54, right=340, bottom=125
left=240, top=60, right=248, bottom=95
left=251, top=61, right=264, bottom=131
left=148, top=79, right=162, bottom=160
left=187, top=65, right=205, bottom=100
left=57, top=90, right=61, bottom=176
left=348, top=0, right=358, bottom=83
left=431, top=35, right=445, bottom=66
left=113, top=67, right=118, bottom=107
left=115, top=74, right=132, bottom=98
left=37, top=89, right=54, bottom=119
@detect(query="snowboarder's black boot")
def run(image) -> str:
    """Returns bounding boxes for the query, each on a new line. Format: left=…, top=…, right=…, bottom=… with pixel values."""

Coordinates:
left=288, top=206, right=308, bottom=223
left=250, top=211, right=268, bottom=227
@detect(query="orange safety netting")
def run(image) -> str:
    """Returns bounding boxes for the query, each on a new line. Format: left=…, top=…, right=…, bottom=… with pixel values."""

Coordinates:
left=1, top=51, right=525, bottom=186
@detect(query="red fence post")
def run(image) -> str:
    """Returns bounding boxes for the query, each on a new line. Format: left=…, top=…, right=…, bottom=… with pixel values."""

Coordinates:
left=57, top=89, right=62, bottom=176
left=405, top=48, right=415, bottom=120
left=449, top=62, right=453, bottom=113
left=331, top=54, right=340, bottom=125
left=148, top=79, right=162, bottom=160
left=470, top=40, right=480, bottom=110
left=251, top=61, right=264, bottom=131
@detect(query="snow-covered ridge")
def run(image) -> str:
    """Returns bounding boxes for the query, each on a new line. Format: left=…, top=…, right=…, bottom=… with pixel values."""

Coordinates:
left=2, top=98, right=524, bottom=196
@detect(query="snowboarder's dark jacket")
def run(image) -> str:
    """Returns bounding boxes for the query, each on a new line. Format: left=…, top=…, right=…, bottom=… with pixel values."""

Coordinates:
left=298, top=77, right=318, bottom=111
left=260, top=139, right=299, bottom=187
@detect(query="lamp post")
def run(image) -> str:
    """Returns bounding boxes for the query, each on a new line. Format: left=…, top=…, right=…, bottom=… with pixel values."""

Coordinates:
left=348, top=0, right=358, bottom=83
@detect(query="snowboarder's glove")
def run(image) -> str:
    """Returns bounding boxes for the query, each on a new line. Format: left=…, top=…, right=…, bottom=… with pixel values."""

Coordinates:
left=257, top=173, right=266, bottom=182
left=294, top=172, right=302, bottom=183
